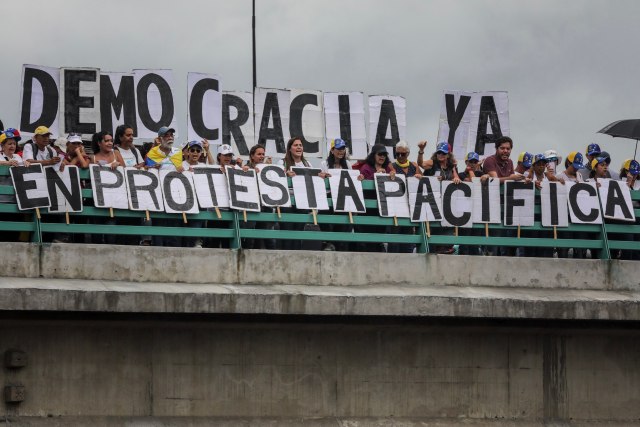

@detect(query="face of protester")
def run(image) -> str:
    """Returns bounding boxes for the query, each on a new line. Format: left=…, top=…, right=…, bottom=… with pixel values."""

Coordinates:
left=34, top=133, right=50, bottom=150
left=219, top=153, right=233, bottom=166
left=375, top=151, right=388, bottom=166
left=332, top=145, right=347, bottom=159
left=187, top=146, right=202, bottom=164
left=251, top=147, right=265, bottom=164
left=290, top=139, right=303, bottom=160
left=160, top=131, right=174, bottom=150
left=466, top=159, right=480, bottom=170
left=2, top=140, right=17, bottom=156
left=66, top=140, right=83, bottom=155
left=395, top=147, right=408, bottom=162
left=99, top=134, right=114, bottom=153
left=533, top=160, right=547, bottom=175
left=496, top=142, right=512, bottom=161
left=436, top=151, right=448, bottom=164
left=595, top=162, right=608, bottom=177
left=120, top=128, right=134, bottom=147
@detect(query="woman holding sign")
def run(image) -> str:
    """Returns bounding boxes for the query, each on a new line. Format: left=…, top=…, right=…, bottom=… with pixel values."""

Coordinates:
left=418, top=141, right=460, bottom=183
left=242, top=144, right=276, bottom=250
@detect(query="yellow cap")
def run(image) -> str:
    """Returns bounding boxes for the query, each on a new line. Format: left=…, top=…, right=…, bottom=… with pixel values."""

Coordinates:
left=34, top=126, right=52, bottom=136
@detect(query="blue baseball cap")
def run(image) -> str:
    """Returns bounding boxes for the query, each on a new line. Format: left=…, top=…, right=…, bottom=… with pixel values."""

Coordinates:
left=187, top=140, right=203, bottom=149
left=436, top=141, right=449, bottom=154
left=158, top=126, right=175, bottom=137
left=518, top=152, right=533, bottom=168
left=533, top=154, right=547, bottom=164
left=465, top=152, right=480, bottom=162
left=332, top=138, right=347, bottom=149
left=586, top=143, right=601, bottom=156
left=566, top=152, right=584, bottom=170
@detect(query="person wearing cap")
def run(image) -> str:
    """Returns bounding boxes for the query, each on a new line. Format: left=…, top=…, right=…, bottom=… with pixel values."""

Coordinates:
left=242, top=144, right=277, bottom=251
left=459, top=151, right=483, bottom=182
left=480, top=136, right=525, bottom=183
left=587, top=157, right=609, bottom=186
left=114, top=124, right=145, bottom=169
left=620, top=159, right=640, bottom=190
left=580, top=143, right=602, bottom=181
left=321, top=138, right=353, bottom=172
left=145, top=126, right=183, bottom=172
left=59, top=133, right=89, bottom=171
left=598, top=151, right=620, bottom=180
left=418, top=141, right=460, bottom=183
left=179, top=140, right=209, bottom=248
left=556, top=152, right=585, bottom=184
left=543, top=149, right=562, bottom=175
left=514, top=152, right=533, bottom=178
left=22, top=126, right=60, bottom=167
left=528, top=154, right=551, bottom=189
left=216, top=143, right=248, bottom=173
left=0, top=128, right=24, bottom=168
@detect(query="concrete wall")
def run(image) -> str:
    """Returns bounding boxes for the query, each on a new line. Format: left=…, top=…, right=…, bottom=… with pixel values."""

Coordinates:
left=1, top=318, right=639, bottom=426
left=2, top=242, right=639, bottom=291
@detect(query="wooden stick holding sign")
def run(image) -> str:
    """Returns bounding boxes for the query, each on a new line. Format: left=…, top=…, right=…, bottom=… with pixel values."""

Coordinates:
left=109, top=207, right=114, bottom=218
left=182, top=212, right=188, bottom=224
left=146, top=210, right=150, bottom=222
left=65, top=208, right=70, bottom=225
left=517, top=225, right=521, bottom=239
left=277, top=207, right=281, bottom=219
left=426, top=221, right=431, bottom=238
left=243, top=210, right=247, bottom=222
left=454, top=226, right=458, bottom=237
left=215, top=207, right=221, bottom=219
left=312, top=209, right=318, bottom=226
left=35, top=208, right=41, bottom=219
left=348, top=211, right=353, bottom=224
left=393, top=216, right=398, bottom=227
left=553, top=226, right=557, bottom=240
left=485, top=223, right=489, bottom=237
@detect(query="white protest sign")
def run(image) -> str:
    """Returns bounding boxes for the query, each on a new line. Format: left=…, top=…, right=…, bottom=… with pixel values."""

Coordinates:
left=255, top=87, right=290, bottom=157
left=368, top=95, right=406, bottom=160
left=223, top=91, right=254, bottom=156
left=290, top=88, right=324, bottom=158
left=323, top=92, right=368, bottom=160
left=9, top=164, right=51, bottom=211
left=59, top=67, right=101, bottom=140
left=441, top=181, right=473, bottom=228
left=187, top=72, right=221, bottom=144
left=133, top=69, right=178, bottom=139
left=408, top=176, right=442, bottom=223
left=291, top=168, right=329, bottom=210
left=256, top=164, right=291, bottom=207
left=90, top=165, right=129, bottom=210
left=566, top=181, right=602, bottom=224
left=541, top=181, right=569, bottom=227
left=191, top=166, right=230, bottom=208
left=45, top=165, right=83, bottom=213
left=160, top=170, right=199, bottom=214
left=100, top=71, right=136, bottom=134
left=328, top=169, right=366, bottom=213
left=598, top=179, right=636, bottom=222
left=374, top=173, right=410, bottom=218
left=226, top=167, right=261, bottom=212
left=504, top=181, right=534, bottom=226
left=471, top=177, right=501, bottom=224
left=125, top=167, right=164, bottom=211
left=438, top=91, right=509, bottom=161
left=20, top=64, right=60, bottom=137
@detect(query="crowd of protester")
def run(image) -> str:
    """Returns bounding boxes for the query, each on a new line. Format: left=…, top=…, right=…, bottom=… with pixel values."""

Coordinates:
left=0, top=124, right=638, bottom=258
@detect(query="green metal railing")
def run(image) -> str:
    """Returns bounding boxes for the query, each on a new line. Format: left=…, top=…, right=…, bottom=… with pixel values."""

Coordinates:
left=0, top=166, right=638, bottom=259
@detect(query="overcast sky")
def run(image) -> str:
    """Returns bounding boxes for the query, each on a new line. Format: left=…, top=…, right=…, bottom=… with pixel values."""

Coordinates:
left=2, top=0, right=639, bottom=166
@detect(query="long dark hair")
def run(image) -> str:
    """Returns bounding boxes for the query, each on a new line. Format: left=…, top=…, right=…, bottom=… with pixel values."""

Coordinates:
left=283, top=137, right=308, bottom=169
left=91, top=131, right=112, bottom=154
left=365, top=148, right=390, bottom=169
left=114, top=124, right=133, bottom=146
left=246, top=144, right=265, bottom=168
left=429, top=151, right=457, bottom=170
left=326, top=150, right=348, bottom=169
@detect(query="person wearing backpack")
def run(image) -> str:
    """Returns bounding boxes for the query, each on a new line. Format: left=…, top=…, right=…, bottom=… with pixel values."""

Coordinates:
left=22, top=126, right=60, bottom=166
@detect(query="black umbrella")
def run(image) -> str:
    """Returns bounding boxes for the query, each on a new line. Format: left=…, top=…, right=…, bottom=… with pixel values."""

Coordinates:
left=598, top=119, right=640, bottom=159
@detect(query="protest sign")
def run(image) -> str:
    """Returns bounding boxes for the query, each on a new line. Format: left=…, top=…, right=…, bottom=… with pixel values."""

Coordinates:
left=291, top=167, right=329, bottom=210
left=19, top=65, right=60, bottom=136
left=255, top=88, right=290, bottom=156
left=100, top=72, right=136, bottom=135
left=191, top=166, right=230, bottom=209
left=408, top=176, right=442, bottom=223
left=187, top=72, right=221, bottom=144
left=598, top=179, right=636, bottom=222
left=566, top=182, right=602, bottom=224
left=90, top=165, right=129, bottom=209
left=226, top=167, right=261, bottom=212
left=323, top=92, right=368, bottom=159
left=10, top=164, right=51, bottom=210
left=290, top=89, right=324, bottom=157
left=125, top=167, right=164, bottom=211
left=375, top=173, right=410, bottom=218
left=133, top=69, right=178, bottom=139
left=223, top=91, right=254, bottom=156
left=328, top=169, right=365, bottom=213
left=160, top=170, right=199, bottom=214
left=368, top=95, right=406, bottom=159
left=471, top=177, right=501, bottom=224
left=45, top=165, right=82, bottom=213
left=59, top=67, right=101, bottom=140
left=441, top=181, right=473, bottom=228
left=256, top=164, right=291, bottom=207
left=504, top=181, right=534, bottom=226
left=541, top=182, right=569, bottom=227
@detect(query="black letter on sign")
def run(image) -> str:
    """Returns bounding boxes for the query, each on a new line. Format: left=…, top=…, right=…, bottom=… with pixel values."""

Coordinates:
left=549, top=182, right=560, bottom=226
left=335, top=170, right=365, bottom=212
left=91, top=166, right=124, bottom=207
left=10, top=164, right=49, bottom=209
left=480, top=179, right=491, bottom=222
left=412, top=177, right=442, bottom=221
left=292, top=167, right=321, bottom=209
left=289, top=93, right=319, bottom=154
left=605, top=180, right=633, bottom=220
left=260, top=166, right=289, bottom=205
left=222, top=94, right=250, bottom=155
left=442, top=184, right=471, bottom=226
left=126, top=169, right=160, bottom=210
left=375, top=175, right=406, bottom=217
left=445, top=94, right=471, bottom=149
left=20, top=67, right=59, bottom=132
left=136, top=73, right=174, bottom=131
left=193, top=167, right=224, bottom=206
left=63, top=69, right=98, bottom=135
left=257, top=92, right=285, bottom=154
left=45, top=167, right=82, bottom=211
left=338, top=95, right=353, bottom=153
left=189, top=78, right=219, bottom=141
left=163, top=172, right=195, bottom=212
left=227, top=168, right=259, bottom=211
left=100, top=74, right=137, bottom=135
left=505, top=182, right=532, bottom=226
left=374, top=99, right=400, bottom=150
left=568, top=183, right=599, bottom=222
left=475, top=96, right=503, bottom=156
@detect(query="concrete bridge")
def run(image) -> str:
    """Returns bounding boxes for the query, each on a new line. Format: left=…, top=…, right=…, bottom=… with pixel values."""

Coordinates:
left=1, top=243, right=639, bottom=426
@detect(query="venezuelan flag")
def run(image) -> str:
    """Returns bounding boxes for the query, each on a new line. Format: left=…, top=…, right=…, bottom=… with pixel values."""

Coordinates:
left=145, top=146, right=183, bottom=169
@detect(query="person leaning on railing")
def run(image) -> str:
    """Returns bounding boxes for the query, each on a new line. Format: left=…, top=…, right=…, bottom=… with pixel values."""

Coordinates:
left=457, top=151, right=484, bottom=256
left=0, top=128, right=26, bottom=242
left=614, top=159, right=640, bottom=260
left=555, top=152, right=587, bottom=259
left=241, top=144, right=276, bottom=250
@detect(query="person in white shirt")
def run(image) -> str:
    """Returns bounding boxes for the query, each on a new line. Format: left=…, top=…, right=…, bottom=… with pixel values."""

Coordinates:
left=114, top=125, right=144, bottom=168
left=22, top=126, right=60, bottom=166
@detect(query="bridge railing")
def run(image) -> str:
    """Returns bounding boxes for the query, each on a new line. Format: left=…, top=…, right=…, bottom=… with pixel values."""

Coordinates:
left=0, top=166, right=638, bottom=259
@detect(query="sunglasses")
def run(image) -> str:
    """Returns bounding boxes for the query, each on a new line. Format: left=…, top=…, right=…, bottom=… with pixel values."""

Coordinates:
left=188, top=148, right=202, bottom=153
left=376, top=152, right=388, bottom=156
left=396, top=152, right=408, bottom=157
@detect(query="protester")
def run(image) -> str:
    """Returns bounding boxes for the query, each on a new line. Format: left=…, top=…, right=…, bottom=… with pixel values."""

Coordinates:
left=245, top=144, right=271, bottom=169
left=91, top=131, right=124, bottom=169
left=514, top=152, right=533, bottom=178
left=22, top=126, right=60, bottom=167
left=242, top=144, right=276, bottom=250
left=543, top=149, right=562, bottom=175
left=588, top=157, right=609, bottom=185
left=279, top=137, right=312, bottom=176
left=480, top=137, right=523, bottom=183
left=599, top=151, right=620, bottom=179
left=0, top=129, right=24, bottom=204
left=556, top=152, right=585, bottom=183
left=360, top=144, right=393, bottom=180
left=617, top=159, right=640, bottom=260
left=181, top=140, right=208, bottom=248
left=217, top=144, right=236, bottom=172
left=321, top=138, right=352, bottom=172
left=114, top=125, right=144, bottom=168
left=459, top=152, right=483, bottom=182
left=145, top=127, right=182, bottom=172
left=620, top=159, right=640, bottom=189
left=419, top=141, right=460, bottom=183
left=60, top=133, right=90, bottom=171
left=529, top=154, right=550, bottom=189
left=580, top=143, right=601, bottom=181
